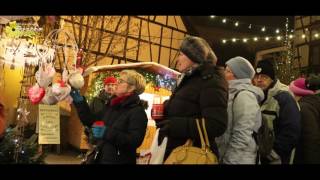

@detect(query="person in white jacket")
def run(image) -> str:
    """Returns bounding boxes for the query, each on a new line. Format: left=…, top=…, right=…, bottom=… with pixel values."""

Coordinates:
left=216, top=56, right=264, bottom=164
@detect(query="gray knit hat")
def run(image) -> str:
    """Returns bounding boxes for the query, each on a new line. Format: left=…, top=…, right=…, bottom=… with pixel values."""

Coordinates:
left=180, top=36, right=217, bottom=65
left=225, top=56, right=255, bottom=79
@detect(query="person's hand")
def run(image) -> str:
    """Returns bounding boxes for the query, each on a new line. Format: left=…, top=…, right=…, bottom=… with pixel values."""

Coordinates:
left=92, top=126, right=106, bottom=139
left=70, top=88, right=84, bottom=103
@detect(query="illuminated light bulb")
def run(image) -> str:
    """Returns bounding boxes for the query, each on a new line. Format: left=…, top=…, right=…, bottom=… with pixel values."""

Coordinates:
left=315, top=33, right=319, bottom=38
left=210, top=15, right=215, bottom=18
left=277, top=36, right=282, bottom=40
left=222, top=39, right=227, bottom=43
left=276, top=29, right=280, bottom=34
left=235, top=22, right=239, bottom=27
left=289, top=34, right=293, bottom=39
left=222, top=19, right=227, bottom=23
left=248, top=24, right=252, bottom=29
left=261, top=27, right=266, bottom=32
left=265, top=37, right=269, bottom=41
left=243, top=38, right=248, bottom=43
left=253, top=37, right=258, bottom=41
left=232, top=38, right=236, bottom=42
left=302, top=34, right=306, bottom=38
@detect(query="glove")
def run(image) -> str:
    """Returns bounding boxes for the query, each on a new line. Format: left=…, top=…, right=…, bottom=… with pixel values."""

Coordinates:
left=92, top=126, right=106, bottom=139
left=70, top=88, right=84, bottom=103
left=156, top=120, right=170, bottom=145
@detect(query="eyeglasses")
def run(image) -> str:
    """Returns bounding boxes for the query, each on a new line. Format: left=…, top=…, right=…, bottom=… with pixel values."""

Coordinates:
left=118, top=79, right=129, bottom=84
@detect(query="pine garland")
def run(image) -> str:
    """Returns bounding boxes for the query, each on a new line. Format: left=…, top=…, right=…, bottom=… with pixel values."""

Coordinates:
left=0, top=126, right=46, bottom=164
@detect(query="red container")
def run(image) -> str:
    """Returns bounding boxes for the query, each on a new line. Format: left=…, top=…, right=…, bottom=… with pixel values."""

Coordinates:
left=93, top=121, right=105, bottom=127
left=151, top=104, right=164, bottom=120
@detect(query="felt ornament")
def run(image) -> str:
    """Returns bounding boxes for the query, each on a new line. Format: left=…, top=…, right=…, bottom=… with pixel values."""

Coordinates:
left=28, top=84, right=45, bottom=104
left=41, top=87, right=58, bottom=105
left=51, top=81, right=71, bottom=101
left=68, top=71, right=84, bottom=89
left=35, top=63, right=56, bottom=88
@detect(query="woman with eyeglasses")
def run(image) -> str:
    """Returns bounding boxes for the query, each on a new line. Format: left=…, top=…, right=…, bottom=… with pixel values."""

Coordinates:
left=70, top=70, right=148, bottom=164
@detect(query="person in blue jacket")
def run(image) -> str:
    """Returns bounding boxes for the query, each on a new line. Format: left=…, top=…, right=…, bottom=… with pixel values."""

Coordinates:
left=253, top=58, right=301, bottom=164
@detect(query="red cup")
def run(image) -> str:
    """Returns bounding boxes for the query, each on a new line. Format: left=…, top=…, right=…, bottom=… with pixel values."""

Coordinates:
left=151, top=104, right=164, bottom=120
left=93, top=121, right=105, bottom=127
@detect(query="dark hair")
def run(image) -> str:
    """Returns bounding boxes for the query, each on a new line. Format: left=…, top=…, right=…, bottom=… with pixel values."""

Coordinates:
left=306, top=75, right=320, bottom=90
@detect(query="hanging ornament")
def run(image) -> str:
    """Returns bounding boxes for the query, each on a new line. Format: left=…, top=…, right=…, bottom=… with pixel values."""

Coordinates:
left=51, top=82, right=71, bottom=101
left=35, top=62, right=56, bottom=88
left=68, top=71, right=84, bottom=90
left=27, top=84, right=45, bottom=105
left=16, top=108, right=30, bottom=125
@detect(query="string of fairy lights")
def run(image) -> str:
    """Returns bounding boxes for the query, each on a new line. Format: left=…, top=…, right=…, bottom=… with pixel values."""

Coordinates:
left=5, top=18, right=320, bottom=51
left=210, top=16, right=320, bottom=44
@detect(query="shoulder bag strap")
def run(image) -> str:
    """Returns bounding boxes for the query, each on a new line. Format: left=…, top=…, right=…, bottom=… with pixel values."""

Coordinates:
left=195, top=118, right=206, bottom=149
left=201, top=118, right=211, bottom=149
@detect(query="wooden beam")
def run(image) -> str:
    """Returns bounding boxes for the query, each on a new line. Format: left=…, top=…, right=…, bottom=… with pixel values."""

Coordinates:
left=62, top=18, right=180, bottom=51
left=85, top=50, right=139, bottom=67
left=173, top=16, right=179, bottom=29
left=123, top=16, right=131, bottom=63
left=166, top=16, right=168, bottom=27
left=78, top=16, right=84, bottom=47
left=169, top=28, right=173, bottom=67
left=135, top=18, right=143, bottom=61
left=295, top=20, right=320, bottom=31
left=99, top=16, right=124, bottom=62
left=147, top=17, right=153, bottom=62
left=82, top=16, right=91, bottom=50
left=170, top=50, right=179, bottom=69
left=158, top=26, right=163, bottom=64
left=84, top=16, right=99, bottom=66
left=111, top=56, right=115, bottom=65
left=70, top=16, right=79, bottom=45
left=95, top=16, right=105, bottom=66
left=134, top=16, right=187, bottom=34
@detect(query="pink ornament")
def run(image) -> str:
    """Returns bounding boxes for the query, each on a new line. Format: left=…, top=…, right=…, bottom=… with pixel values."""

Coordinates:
left=28, top=84, right=45, bottom=104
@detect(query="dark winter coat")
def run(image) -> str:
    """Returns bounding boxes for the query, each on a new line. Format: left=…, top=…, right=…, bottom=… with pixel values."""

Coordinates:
left=163, top=63, right=228, bottom=159
left=89, top=91, right=113, bottom=119
left=73, top=93, right=148, bottom=164
left=294, top=94, right=320, bottom=164
left=260, top=80, right=301, bottom=164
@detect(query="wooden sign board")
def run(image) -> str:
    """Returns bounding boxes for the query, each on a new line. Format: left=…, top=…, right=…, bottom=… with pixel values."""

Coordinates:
left=38, top=104, right=60, bottom=144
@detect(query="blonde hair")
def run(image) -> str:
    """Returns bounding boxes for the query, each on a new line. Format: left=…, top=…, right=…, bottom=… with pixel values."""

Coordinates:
left=119, top=70, right=146, bottom=95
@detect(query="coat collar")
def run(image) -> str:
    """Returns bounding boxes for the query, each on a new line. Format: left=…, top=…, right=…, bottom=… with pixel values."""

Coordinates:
left=110, top=93, right=141, bottom=108
left=175, top=63, right=219, bottom=91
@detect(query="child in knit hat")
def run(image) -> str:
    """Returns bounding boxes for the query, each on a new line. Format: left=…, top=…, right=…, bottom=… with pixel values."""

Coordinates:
left=289, top=77, right=315, bottom=100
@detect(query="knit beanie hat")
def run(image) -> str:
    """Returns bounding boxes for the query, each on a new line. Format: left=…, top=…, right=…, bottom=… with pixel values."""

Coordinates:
left=256, top=58, right=276, bottom=80
left=289, top=77, right=315, bottom=96
left=179, top=36, right=217, bottom=65
left=225, top=56, right=255, bottom=79
left=104, top=76, right=117, bottom=85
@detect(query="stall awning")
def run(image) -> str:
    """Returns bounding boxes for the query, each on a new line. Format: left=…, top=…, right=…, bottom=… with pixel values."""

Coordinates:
left=83, top=62, right=181, bottom=79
